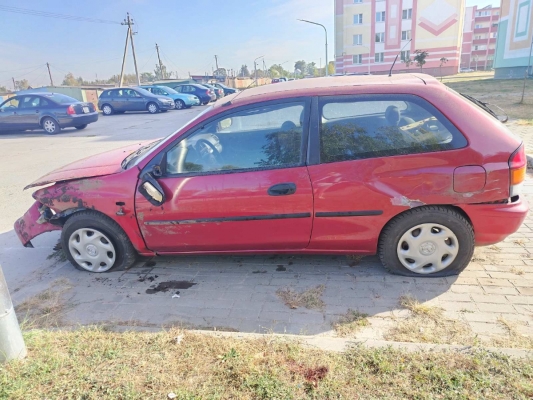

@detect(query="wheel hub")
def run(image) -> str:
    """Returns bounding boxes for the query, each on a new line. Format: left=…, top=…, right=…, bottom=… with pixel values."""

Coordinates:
left=419, top=241, right=437, bottom=256
left=86, top=244, right=98, bottom=257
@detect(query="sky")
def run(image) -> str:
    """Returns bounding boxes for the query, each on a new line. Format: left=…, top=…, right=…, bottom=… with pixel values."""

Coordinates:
left=0, top=0, right=499, bottom=88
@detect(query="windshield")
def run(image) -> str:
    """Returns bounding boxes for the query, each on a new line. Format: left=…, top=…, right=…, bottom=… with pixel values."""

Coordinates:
left=161, top=87, right=178, bottom=94
left=135, top=87, right=154, bottom=96
left=122, top=106, right=214, bottom=169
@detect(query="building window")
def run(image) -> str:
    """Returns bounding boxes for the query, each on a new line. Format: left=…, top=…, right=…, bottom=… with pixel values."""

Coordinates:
left=487, top=55, right=494, bottom=60
left=401, top=50, right=411, bottom=62
left=375, top=32, right=385, bottom=43
left=353, top=34, right=362, bottom=45
left=376, top=11, right=386, bottom=22
left=475, top=24, right=483, bottom=29
left=401, top=30, right=411, bottom=40
left=494, top=10, right=499, bottom=15
left=353, top=54, right=363, bottom=64
left=474, top=35, right=482, bottom=39
left=375, top=52, right=384, bottom=63
left=353, top=0, right=362, bottom=3
left=402, top=8, right=412, bottom=20
left=491, top=32, right=497, bottom=38
left=354, top=14, right=363, bottom=24
left=492, top=23, right=498, bottom=27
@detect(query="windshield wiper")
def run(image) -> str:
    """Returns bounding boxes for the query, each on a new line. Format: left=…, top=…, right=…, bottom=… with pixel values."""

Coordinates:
left=460, top=93, right=499, bottom=120
left=121, top=140, right=162, bottom=169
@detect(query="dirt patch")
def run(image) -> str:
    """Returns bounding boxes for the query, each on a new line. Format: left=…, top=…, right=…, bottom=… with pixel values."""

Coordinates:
left=276, top=285, right=325, bottom=311
left=15, top=278, right=73, bottom=329
left=145, top=280, right=197, bottom=294
left=46, top=242, right=67, bottom=263
left=332, top=309, right=369, bottom=337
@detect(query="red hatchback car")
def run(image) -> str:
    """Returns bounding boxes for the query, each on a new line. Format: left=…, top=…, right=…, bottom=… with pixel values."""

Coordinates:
left=15, top=74, right=528, bottom=277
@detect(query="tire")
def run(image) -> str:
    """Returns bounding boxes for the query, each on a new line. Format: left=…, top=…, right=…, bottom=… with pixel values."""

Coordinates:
left=202, top=101, right=208, bottom=106
left=61, top=211, right=137, bottom=273
left=147, top=102, right=159, bottom=114
left=101, top=104, right=114, bottom=116
left=174, top=99, right=185, bottom=110
left=378, top=206, right=474, bottom=277
left=75, top=124, right=88, bottom=130
left=160, top=110, right=168, bottom=113
left=41, top=117, right=60, bottom=135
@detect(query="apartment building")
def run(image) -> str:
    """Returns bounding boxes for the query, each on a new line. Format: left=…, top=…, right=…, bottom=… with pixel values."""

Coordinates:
left=493, top=0, right=533, bottom=79
left=461, top=5, right=500, bottom=71
left=334, top=0, right=465, bottom=76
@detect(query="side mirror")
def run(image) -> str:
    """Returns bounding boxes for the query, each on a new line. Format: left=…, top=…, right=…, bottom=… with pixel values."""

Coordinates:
left=138, top=172, right=165, bottom=206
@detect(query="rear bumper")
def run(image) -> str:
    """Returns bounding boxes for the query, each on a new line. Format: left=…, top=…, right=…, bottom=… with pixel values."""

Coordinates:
left=59, top=112, right=98, bottom=127
left=14, top=201, right=62, bottom=248
left=460, top=196, right=529, bottom=246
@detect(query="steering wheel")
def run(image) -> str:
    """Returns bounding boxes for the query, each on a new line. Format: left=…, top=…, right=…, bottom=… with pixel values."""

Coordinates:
left=196, top=138, right=222, bottom=164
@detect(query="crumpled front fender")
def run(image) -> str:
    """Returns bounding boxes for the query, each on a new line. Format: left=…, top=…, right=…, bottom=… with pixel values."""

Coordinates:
left=14, top=201, right=62, bottom=248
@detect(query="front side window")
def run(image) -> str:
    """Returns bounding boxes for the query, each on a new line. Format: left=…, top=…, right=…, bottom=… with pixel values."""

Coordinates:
left=0, top=98, right=20, bottom=110
left=166, top=101, right=306, bottom=175
left=319, top=95, right=467, bottom=163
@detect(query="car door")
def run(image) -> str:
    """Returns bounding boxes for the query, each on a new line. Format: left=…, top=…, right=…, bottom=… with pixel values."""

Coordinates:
left=110, top=89, right=125, bottom=111
left=306, top=94, right=468, bottom=252
left=17, top=96, right=42, bottom=128
left=135, top=98, right=313, bottom=252
left=0, top=97, right=21, bottom=130
left=123, top=89, right=144, bottom=111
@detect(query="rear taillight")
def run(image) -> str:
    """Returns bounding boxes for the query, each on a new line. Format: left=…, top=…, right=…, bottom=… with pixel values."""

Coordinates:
left=67, top=105, right=75, bottom=115
left=509, top=144, right=526, bottom=197
left=206, top=90, right=210, bottom=95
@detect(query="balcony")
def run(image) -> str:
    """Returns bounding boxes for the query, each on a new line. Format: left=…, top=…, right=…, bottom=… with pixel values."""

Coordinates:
left=475, top=16, right=491, bottom=22
left=474, top=27, right=490, bottom=33
left=473, top=38, right=489, bottom=45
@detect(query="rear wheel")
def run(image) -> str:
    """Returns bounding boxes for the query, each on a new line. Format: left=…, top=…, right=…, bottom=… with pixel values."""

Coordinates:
left=147, top=102, right=159, bottom=114
left=174, top=99, right=185, bottom=110
left=42, top=117, right=60, bottom=135
left=378, top=206, right=474, bottom=277
left=101, top=104, right=114, bottom=116
left=61, top=211, right=137, bottom=273
left=75, top=124, right=87, bottom=130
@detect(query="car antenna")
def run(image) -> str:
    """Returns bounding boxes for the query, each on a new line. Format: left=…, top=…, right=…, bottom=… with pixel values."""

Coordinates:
left=389, top=39, right=412, bottom=77
left=222, top=79, right=259, bottom=106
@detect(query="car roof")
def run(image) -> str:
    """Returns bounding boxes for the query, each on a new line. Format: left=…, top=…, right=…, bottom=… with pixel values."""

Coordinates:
left=214, top=73, right=439, bottom=108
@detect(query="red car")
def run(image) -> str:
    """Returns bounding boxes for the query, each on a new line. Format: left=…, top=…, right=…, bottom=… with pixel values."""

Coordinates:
left=15, top=74, right=528, bottom=277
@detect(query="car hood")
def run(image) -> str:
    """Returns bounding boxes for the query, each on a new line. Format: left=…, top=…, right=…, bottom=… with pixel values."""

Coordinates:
left=24, top=142, right=151, bottom=190
left=155, top=95, right=173, bottom=101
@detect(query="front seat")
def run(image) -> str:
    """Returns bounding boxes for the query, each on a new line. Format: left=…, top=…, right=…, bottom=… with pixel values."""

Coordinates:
left=385, top=105, right=415, bottom=127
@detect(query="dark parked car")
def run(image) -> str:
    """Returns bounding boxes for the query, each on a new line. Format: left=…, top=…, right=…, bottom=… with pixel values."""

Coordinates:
left=211, top=83, right=239, bottom=95
left=0, top=93, right=98, bottom=134
left=16, top=74, right=528, bottom=277
left=98, top=87, right=174, bottom=116
left=200, top=83, right=224, bottom=100
left=173, top=84, right=216, bottom=105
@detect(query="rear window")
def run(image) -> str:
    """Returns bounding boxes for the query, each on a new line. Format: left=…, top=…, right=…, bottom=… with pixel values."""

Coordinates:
left=44, top=93, right=78, bottom=104
left=319, top=95, right=467, bottom=163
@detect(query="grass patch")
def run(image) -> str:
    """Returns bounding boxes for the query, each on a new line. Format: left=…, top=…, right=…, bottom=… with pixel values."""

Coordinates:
left=276, top=285, right=325, bottom=311
left=387, top=295, right=533, bottom=349
left=517, top=119, right=533, bottom=126
left=1, top=328, right=533, bottom=399
left=332, top=309, right=369, bottom=337
left=386, top=295, right=479, bottom=345
left=15, top=278, right=73, bottom=329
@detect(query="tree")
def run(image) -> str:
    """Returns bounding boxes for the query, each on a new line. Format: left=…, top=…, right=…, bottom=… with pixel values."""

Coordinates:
left=154, top=63, right=168, bottom=80
left=328, top=61, right=335, bottom=75
left=0, top=85, right=8, bottom=93
left=141, top=72, right=156, bottom=83
left=405, top=58, right=414, bottom=69
left=62, top=72, right=79, bottom=86
left=306, top=62, right=317, bottom=76
left=214, top=68, right=227, bottom=77
left=269, top=64, right=289, bottom=78
left=14, top=79, right=30, bottom=91
left=439, top=57, right=448, bottom=81
left=239, top=65, right=250, bottom=77
left=414, top=50, right=429, bottom=72
left=294, top=60, right=306, bottom=76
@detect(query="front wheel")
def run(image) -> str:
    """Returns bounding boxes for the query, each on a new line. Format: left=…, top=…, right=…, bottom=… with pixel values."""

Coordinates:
left=378, top=206, right=474, bottom=277
left=75, top=124, right=87, bottom=130
left=147, top=102, right=159, bottom=114
left=61, top=211, right=137, bottom=273
left=42, top=117, right=60, bottom=135
left=101, top=104, right=114, bottom=116
left=174, top=99, right=185, bottom=110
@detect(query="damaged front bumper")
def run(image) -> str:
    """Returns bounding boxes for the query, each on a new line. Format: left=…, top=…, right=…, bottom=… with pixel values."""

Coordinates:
left=14, top=201, right=62, bottom=248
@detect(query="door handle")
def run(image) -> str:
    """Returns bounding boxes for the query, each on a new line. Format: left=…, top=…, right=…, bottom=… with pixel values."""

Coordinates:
left=268, top=183, right=297, bottom=196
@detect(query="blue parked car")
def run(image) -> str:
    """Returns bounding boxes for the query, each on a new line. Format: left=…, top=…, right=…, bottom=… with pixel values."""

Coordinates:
left=172, top=84, right=216, bottom=105
left=98, top=87, right=174, bottom=115
left=139, top=85, right=200, bottom=110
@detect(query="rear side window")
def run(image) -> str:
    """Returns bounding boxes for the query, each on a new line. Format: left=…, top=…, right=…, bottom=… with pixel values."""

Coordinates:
left=319, top=95, right=467, bottom=163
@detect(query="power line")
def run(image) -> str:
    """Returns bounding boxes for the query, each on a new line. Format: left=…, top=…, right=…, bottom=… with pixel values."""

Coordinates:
left=0, top=5, right=121, bottom=24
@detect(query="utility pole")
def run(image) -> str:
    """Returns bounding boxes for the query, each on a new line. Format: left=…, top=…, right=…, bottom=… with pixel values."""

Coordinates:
left=46, top=63, right=54, bottom=86
left=156, top=43, right=165, bottom=80
left=119, top=18, right=130, bottom=87
left=120, top=13, right=140, bottom=86
left=128, top=17, right=140, bottom=86
left=0, top=264, right=27, bottom=363
left=12, top=77, right=15, bottom=90
left=214, top=55, right=219, bottom=72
